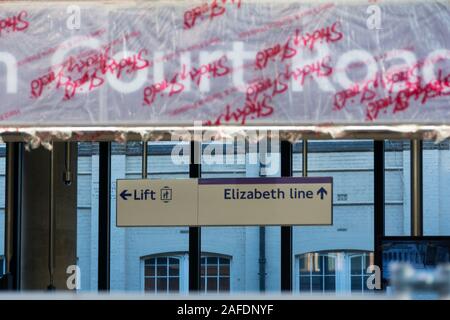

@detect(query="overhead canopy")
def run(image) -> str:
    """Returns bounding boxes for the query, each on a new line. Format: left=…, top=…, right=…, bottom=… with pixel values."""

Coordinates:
left=0, top=0, right=449, bottom=141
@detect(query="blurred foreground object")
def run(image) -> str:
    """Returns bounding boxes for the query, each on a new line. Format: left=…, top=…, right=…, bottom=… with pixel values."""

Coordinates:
left=390, top=263, right=450, bottom=299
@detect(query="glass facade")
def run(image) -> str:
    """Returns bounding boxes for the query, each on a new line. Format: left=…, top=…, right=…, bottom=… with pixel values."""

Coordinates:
left=0, top=140, right=449, bottom=295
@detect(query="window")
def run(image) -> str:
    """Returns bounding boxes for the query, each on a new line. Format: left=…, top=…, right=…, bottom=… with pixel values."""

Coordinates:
left=144, top=256, right=181, bottom=293
left=350, top=252, right=374, bottom=293
left=201, top=256, right=231, bottom=293
left=297, top=251, right=374, bottom=293
left=140, top=253, right=229, bottom=293
left=298, top=253, right=336, bottom=293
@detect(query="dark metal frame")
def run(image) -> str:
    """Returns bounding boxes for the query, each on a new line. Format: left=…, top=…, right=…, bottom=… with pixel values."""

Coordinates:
left=189, top=140, right=201, bottom=292
left=2, top=142, right=23, bottom=290
left=374, top=140, right=385, bottom=291
left=98, top=142, right=111, bottom=291
left=411, top=140, right=423, bottom=236
left=280, top=140, right=293, bottom=292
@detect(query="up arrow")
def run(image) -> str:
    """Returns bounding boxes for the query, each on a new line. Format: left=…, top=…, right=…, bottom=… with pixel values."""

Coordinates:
left=317, top=187, right=327, bottom=200
left=120, top=190, right=132, bottom=201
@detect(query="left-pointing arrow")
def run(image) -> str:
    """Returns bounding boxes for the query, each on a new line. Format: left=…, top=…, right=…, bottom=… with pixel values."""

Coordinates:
left=120, top=189, right=132, bottom=200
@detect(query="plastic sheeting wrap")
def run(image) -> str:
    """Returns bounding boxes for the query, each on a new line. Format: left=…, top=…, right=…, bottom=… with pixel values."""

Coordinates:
left=0, top=0, right=449, bottom=140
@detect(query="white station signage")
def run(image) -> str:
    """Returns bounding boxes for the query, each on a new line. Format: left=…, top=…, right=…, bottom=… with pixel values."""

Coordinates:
left=116, top=177, right=333, bottom=227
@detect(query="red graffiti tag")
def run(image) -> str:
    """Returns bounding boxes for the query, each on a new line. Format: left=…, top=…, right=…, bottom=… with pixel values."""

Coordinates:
left=0, top=11, right=29, bottom=37
left=168, top=54, right=332, bottom=118
left=245, top=74, right=288, bottom=103
left=143, top=74, right=185, bottom=108
left=184, top=0, right=242, bottom=30
left=365, top=71, right=450, bottom=121
left=284, top=56, right=333, bottom=85
left=30, top=47, right=150, bottom=100
left=333, top=62, right=450, bottom=121
left=204, top=94, right=274, bottom=126
left=247, top=56, right=333, bottom=102
left=142, top=55, right=231, bottom=107
left=255, top=21, right=343, bottom=70
left=204, top=55, right=336, bottom=125
left=184, top=55, right=231, bottom=85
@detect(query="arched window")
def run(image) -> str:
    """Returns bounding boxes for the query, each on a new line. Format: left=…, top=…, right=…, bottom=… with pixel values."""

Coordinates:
left=143, top=256, right=181, bottom=293
left=298, top=253, right=336, bottom=292
left=142, top=253, right=230, bottom=293
left=349, top=252, right=374, bottom=292
left=297, top=251, right=374, bottom=293
left=201, top=256, right=231, bottom=293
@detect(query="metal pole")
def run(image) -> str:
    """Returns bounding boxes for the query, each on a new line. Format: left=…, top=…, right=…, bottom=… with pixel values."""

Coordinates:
left=411, top=140, right=423, bottom=236
left=280, top=140, right=293, bottom=292
left=47, top=143, right=55, bottom=290
left=142, top=141, right=148, bottom=179
left=63, top=142, right=73, bottom=185
left=302, top=140, right=308, bottom=177
left=374, top=140, right=385, bottom=290
left=255, top=138, right=266, bottom=293
left=98, top=142, right=111, bottom=291
left=189, top=140, right=201, bottom=292
left=258, top=226, right=266, bottom=292
left=4, top=142, right=22, bottom=290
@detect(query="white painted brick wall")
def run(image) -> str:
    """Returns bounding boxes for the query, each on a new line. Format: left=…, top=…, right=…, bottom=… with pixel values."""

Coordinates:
left=70, top=145, right=450, bottom=292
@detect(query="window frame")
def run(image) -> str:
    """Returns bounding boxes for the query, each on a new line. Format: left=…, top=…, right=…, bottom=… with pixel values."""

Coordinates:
left=348, top=252, right=374, bottom=293
left=296, top=250, right=375, bottom=294
left=140, top=253, right=189, bottom=294
left=297, top=252, right=337, bottom=293
left=200, top=254, right=232, bottom=293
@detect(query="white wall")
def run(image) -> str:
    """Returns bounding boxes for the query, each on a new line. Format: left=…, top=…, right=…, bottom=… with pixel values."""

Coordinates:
left=73, top=142, right=450, bottom=292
